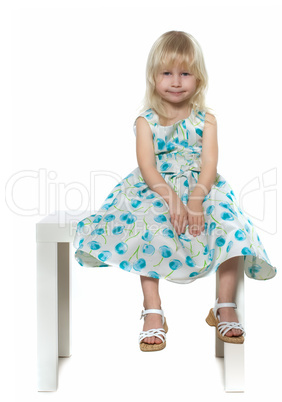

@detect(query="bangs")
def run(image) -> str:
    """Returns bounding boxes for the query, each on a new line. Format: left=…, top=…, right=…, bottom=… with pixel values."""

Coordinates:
left=159, top=54, right=194, bottom=72
left=157, top=35, right=196, bottom=73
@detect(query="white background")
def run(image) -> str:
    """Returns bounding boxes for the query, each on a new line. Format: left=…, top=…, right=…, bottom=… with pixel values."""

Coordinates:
left=1, top=0, right=281, bottom=400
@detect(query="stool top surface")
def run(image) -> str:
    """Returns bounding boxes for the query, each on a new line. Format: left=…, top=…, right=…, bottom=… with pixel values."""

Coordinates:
left=37, top=210, right=91, bottom=225
left=36, top=210, right=91, bottom=242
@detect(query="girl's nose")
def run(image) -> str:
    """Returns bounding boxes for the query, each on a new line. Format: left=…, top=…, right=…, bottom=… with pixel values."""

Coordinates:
left=171, top=74, right=181, bottom=86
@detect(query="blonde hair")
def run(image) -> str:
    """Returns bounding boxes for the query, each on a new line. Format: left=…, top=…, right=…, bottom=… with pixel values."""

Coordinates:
left=139, top=31, right=215, bottom=122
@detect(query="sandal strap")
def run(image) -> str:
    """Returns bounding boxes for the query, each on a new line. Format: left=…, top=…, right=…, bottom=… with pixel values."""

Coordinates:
left=217, top=321, right=246, bottom=337
left=140, top=309, right=164, bottom=325
left=139, top=328, right=166, bottom=343
left=214, top=298, right=237, bottom=317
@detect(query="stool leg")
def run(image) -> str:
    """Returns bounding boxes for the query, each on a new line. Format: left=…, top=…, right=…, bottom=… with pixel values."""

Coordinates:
left=37, top=242, right=58, bottom=391
left=223, top=258, right=245, bottom=392
left=58, top=242, right=72, bottom=357
left=215, top=270, right=224, bottom=358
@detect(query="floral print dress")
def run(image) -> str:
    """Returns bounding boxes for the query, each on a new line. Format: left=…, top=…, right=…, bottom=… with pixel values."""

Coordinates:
left=73, top=108, right=277, bottom=284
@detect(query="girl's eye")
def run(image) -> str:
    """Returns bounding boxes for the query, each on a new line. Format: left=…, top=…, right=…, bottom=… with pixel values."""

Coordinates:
left=162, top=72, right=190, bottom=76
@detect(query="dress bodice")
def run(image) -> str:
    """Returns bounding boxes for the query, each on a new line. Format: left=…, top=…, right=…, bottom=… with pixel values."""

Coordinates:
left=133, top=108, right=206, bottom=176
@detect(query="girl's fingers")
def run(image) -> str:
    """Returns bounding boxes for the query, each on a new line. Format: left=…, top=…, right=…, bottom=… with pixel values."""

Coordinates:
left=178, top=219, right=184, bottom=235
left=201, top=216, right=205, bottom=232
left=175, top=218, right=189, bottom=235
left=182, top=218, right=188, bottom=233
left=189, top=214, right=205, bottom=236
left=189, top=218, right=195, bottom=235
left=174, top=217, right=180, bottom=234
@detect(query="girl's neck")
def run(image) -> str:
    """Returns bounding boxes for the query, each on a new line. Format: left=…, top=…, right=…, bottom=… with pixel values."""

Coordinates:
left=159, top=103, right=192, bottom=126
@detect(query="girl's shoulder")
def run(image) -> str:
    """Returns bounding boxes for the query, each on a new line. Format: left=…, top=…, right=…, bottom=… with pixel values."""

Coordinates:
left=203, top=112, right=217, bottom=127
left=135, top=108, right=158, bottom=123
left=133, top=108, right=158, bottom=136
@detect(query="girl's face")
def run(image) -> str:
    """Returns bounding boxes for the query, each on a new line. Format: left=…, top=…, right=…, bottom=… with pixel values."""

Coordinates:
left=155, top=62, right=197, bottom=106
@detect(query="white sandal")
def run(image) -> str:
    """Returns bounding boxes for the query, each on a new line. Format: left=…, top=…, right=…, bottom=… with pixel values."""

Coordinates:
left=139, top=308, right=168, bottom=352
left=206, top=298, right=246, bottom=344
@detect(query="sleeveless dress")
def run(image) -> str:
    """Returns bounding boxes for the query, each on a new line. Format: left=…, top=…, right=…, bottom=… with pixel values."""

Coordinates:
left=73, top=108, right=277, bottom=284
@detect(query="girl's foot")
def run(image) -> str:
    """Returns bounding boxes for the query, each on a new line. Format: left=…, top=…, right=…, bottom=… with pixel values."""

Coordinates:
left=142, top=307, right=163, bottom=344
left=218, top=306, right=243, bottom=337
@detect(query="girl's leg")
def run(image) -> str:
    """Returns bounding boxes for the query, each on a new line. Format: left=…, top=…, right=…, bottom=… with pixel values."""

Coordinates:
left=217, top=256, right=243, bottom=337
left=140, top=275, right=163, bottom=344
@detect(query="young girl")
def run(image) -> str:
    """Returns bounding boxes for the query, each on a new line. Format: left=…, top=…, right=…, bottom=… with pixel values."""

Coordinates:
left=73, top=31, right=276, bottom=352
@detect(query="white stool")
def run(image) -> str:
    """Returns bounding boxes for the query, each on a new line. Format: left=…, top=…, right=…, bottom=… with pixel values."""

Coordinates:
left=215, top=259, right=245, bottom=392
left=36, top=210, right=245, bottom=392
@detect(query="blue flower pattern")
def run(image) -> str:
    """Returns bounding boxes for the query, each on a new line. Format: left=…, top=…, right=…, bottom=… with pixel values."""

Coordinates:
left=73, top=108, right=277, bottom=283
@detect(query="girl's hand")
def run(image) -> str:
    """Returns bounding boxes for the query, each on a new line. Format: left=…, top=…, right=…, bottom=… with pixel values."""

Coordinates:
left=169, top=195, right=189, bottom=236
left=186, top=200, right=205, bottom=237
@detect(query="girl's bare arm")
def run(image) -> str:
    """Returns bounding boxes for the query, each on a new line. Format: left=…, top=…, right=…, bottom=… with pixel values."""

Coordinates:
left=188, top=113, right=218, bottom=206
left=135, top=116, right=179, bottom=206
